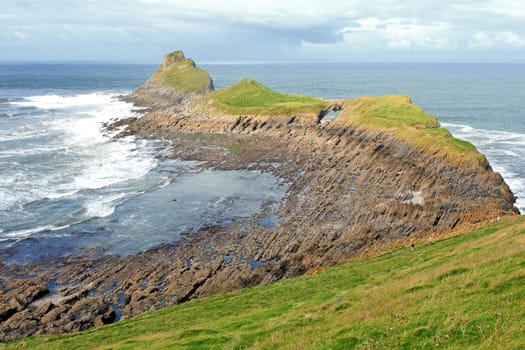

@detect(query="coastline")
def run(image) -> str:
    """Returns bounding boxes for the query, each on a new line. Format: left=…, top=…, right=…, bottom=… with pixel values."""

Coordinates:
left=0, top=53, right=519, bottom=341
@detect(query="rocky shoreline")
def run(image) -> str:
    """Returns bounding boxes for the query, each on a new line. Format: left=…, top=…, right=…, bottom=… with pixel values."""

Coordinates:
left=0, top=52, right=518, bottom=342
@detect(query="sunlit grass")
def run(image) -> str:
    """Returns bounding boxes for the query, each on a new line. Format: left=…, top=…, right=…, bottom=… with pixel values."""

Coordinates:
left=338, top=96, right=485, bottom=165
left=151, top=55, right=212, bottom=93
left=211, top=78, right=328, bottom=116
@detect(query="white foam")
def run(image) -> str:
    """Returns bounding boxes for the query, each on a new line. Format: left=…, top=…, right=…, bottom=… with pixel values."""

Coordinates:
left=443, top=122, right=525, bottom=212
left=0, top=91, right=163, bottom=237
left=83, top=193, right=129, bottom=218
left=45, top=190, right=79, bottom=200
left=10, top=92, right=116, bottom=110
left=1, top=224, right=70, bottom=240
left=442, top=123, right=525, bottom=143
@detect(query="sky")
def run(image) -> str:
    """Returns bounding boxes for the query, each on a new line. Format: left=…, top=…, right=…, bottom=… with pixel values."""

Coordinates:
left=2, top=0, right=525, bottom=63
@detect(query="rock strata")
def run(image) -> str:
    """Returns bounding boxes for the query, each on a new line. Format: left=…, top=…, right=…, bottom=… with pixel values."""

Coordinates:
left=0, top=51, right=518, bottom=341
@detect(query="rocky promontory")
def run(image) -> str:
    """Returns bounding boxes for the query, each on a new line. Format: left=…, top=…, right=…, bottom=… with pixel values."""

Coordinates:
left=0, top=50, right=518, bottom=341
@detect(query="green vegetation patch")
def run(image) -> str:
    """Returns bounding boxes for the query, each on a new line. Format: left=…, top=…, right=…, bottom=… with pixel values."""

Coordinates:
left=211, top=78, right=328, bottom=116
left=5, top=216, right=525, bottom=349
left=345, top=96, right=485, bottom=164
left=347, top=95, right=440, bottom=129
left=152, top=63, right=211, bottom=93
left=151, top=51, right=212, bottom=93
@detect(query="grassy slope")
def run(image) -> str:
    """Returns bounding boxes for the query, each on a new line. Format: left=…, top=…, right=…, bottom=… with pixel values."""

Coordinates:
left=211, top=78, right=328, bottom=116
left=151, top=58, right=211, bottom=93
left=5, top=216, right=524, bottom=349
left=339, top=96, right=486, bottom=165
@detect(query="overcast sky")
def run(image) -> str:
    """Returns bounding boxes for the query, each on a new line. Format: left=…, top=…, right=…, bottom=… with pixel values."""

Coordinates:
left=2, top=0, right=525, bottom=62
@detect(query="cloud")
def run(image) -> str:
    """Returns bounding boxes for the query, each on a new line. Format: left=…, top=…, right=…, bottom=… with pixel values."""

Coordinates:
left=1, top=0, right=525, bottom=61
left=12, top=31, right=28, bottom=40
left=469, top=31, right=525, bottom=49
left=471, top=0, right=525, bottom=19
left=339, top=17, right=457, bottom=50
left=139, top=0, right=359, bottom=29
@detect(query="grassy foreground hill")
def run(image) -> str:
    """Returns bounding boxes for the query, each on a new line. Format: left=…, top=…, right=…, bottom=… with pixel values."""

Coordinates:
left=4, top=216, right=524, bottom=349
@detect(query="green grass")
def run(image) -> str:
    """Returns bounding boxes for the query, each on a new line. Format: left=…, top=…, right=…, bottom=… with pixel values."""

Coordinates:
left=211, top=78, right=328, bottom=116
left=153, top=64, right=211, bottom=93
left=345, top=95, right=441, bottom=130
left=4, top=216, right=525, bottom=349
left=342, top=96, right=485, bottom=165
left=151, top=52, right=212, bottom=93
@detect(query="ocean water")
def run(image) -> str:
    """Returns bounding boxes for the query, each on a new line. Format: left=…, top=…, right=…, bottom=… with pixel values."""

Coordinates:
left=0, top=62, right=523, bottom=262
left=0, top=64, right=287, bottom=262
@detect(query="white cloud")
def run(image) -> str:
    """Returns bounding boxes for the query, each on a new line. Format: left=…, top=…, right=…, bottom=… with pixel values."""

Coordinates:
left=340, top=17, right=457, bottom=50
left=1, top=0, right=525, bottom=61
left=469, top=32, right=493, bottom=49
left=496, top=31, right=525, bottom=48
left=13, top=31, right=28, bottom=40
left=139, top=0, right=359, bottom=29
left=473, top=0, right=525, bottom=19
left=469, top=30, right=525, bottom=49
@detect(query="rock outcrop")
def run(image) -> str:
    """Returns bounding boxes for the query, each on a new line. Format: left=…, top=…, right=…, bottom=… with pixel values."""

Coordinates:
left=125, top=50, right=214, bottom=109
left=0, top=50, right=518, bottom=342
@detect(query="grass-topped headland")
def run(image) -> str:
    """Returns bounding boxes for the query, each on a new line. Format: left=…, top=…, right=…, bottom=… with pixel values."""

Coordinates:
left=337, top=95, right=486, bottom=166
left=145, top=50, right=485, bottom=165
left=5, top=216, right=524, bottom=349
left=149, top=50, right=214, bottom=93
left=340, top=95, right=440, bottom=129
left=210, top=78, right=328, bottom=117
left=148, top=51, right=328, bottom=117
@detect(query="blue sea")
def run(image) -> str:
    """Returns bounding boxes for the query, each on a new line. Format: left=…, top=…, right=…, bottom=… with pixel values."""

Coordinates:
left=0, top=62, right=523, bottom=262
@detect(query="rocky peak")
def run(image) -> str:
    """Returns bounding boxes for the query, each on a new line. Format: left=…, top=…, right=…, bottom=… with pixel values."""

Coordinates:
left=162, top=50, right=187, bottom=68
left=129, top=50, right=214, bottom=101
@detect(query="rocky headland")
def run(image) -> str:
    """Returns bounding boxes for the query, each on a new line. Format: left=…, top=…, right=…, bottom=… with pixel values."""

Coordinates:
left=0, top=50, right=519, bottom=341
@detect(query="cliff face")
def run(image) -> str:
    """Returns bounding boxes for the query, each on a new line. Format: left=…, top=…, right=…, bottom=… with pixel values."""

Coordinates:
left=0, top=51, right=518, bottom=341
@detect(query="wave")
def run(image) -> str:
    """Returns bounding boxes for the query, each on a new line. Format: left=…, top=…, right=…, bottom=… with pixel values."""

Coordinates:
left=443, top=122, right=525, bottom=212
left=442, top=123, right=525, bottom=143
left=0, top=224, right=71, bottom=241
left=82, top=193, right=129, bottom=219
left=45, top=190, right=80, bottom=200
left=0, top=91, right=168, bottom=239
left=9, top=92, right=119, bottom=110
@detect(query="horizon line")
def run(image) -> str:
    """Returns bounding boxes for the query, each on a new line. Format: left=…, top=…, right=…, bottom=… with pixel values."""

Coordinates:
left=1, top=59, right=525, bottom=65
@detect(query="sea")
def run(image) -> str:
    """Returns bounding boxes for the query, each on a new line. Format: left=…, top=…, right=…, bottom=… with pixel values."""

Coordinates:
left=0, top=62, right=523, bottom=263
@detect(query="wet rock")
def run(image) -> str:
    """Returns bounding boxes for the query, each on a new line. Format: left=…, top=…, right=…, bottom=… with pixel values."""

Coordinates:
left=94, top=310, right=116, bottom=327
left=14, top=281, right=49, bottom=307
left=36, top=302, right=55, bottom=315
left=0, top=303, right=18, bottom=322
left=40, top=305, right=68, bottom=324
